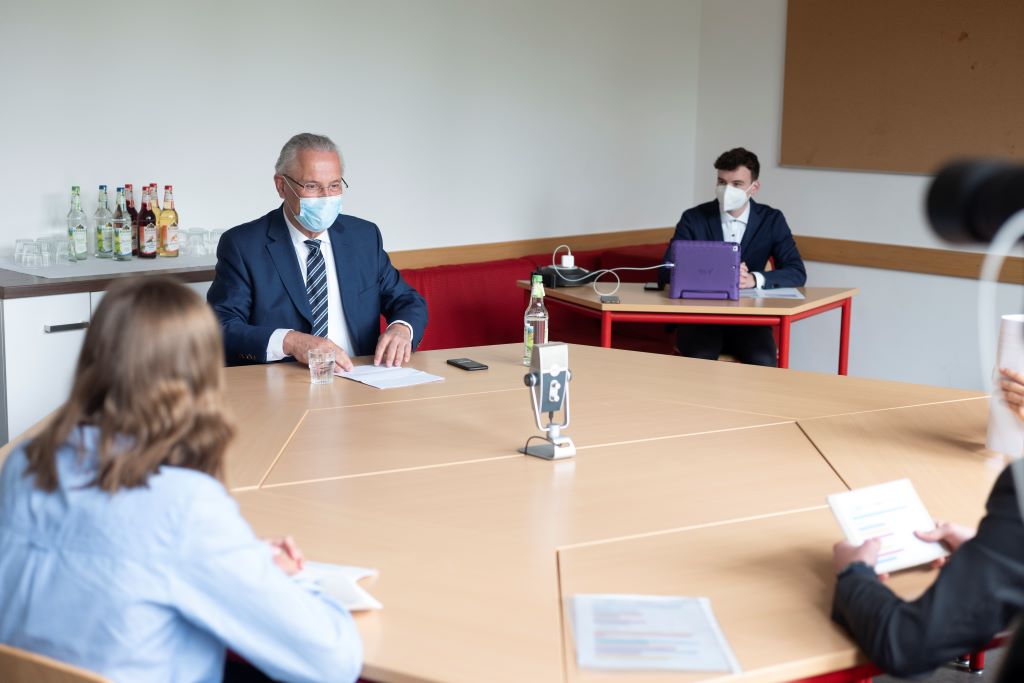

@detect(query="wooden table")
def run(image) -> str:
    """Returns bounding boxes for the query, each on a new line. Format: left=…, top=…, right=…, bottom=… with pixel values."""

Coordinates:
left=216, top=344, right=990, bottom=683
left=0, top=343, right=995, bottom=683
left=518, top=283, right=858, bottom=374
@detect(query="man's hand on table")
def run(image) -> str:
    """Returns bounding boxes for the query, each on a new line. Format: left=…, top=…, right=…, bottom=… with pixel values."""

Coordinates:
left=375, top=324, right=412, bottom=367
left=283, top=331, right=354, bottom=372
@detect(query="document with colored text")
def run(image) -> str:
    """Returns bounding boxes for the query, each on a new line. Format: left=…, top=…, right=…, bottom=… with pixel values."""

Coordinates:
left=572, top=594, right=740, bottom=673
left=828, top=479, right=948, bottom=574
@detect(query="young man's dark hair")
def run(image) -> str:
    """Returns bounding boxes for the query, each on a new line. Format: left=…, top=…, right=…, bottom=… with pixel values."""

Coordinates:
left=714, top=147, right=760, bottom=181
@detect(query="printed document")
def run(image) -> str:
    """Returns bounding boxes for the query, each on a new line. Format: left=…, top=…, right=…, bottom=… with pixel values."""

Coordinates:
left=572, top=594, right=740, bottom=673
left=739, top=287, right=805, bottom=299
left=292, top=562, right=382, bottom=611
left=336, top=364, right=444, bottom=390
left=828, top=479, right=948, bottom=574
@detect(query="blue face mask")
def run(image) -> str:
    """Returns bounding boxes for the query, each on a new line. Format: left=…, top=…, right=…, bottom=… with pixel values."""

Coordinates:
left=285, top=182, right=343, bottom=233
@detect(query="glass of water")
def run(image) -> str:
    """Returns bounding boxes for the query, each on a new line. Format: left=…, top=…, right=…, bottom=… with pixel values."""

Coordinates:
left=308, top=348, right=335, bottom=385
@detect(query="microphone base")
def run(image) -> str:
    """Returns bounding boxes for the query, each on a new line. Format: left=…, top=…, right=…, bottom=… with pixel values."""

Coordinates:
left=520, top=435, right=576, bottom=460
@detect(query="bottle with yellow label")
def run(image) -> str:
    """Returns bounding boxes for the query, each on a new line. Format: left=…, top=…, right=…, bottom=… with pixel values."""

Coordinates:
left=157, top=185, right=179, bottom=257
left=522, top=273, right=549, bottom=365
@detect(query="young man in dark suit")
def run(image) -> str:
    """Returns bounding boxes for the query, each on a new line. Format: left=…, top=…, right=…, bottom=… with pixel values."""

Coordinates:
left=208, top=133, right=427, bottom=369
left=662, top=147, right=806, bottom=366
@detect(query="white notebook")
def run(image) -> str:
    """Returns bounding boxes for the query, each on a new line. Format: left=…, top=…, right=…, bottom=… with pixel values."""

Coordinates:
left=292, top=562, right=382, bottom=611
left=828, top=479, right=948, bottom=574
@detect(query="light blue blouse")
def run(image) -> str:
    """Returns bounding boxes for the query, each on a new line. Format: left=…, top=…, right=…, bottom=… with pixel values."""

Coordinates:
left=0, top=427, right=362, bottom=683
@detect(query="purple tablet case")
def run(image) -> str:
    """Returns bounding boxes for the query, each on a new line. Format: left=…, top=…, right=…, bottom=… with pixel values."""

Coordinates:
left=669, top=241, right=740, bottom=300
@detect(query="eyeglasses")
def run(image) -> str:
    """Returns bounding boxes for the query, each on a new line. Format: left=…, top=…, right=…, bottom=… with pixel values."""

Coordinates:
left=281, top=174, right=349, bottom=196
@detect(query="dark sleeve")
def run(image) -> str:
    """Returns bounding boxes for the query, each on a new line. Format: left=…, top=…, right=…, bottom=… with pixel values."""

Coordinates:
left=207, top=232, right=278, bottom=365
left=659, top=210, right=701, bottom=286
left=831, top=467, right=1024, bottom=678
left=373, top=226, right=428, bottom=350
left=761, top=212, right=806, bottom=289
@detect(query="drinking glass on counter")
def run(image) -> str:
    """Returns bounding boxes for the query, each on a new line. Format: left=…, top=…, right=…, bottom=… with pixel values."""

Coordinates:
left=308, top=348, right=335, bottom=385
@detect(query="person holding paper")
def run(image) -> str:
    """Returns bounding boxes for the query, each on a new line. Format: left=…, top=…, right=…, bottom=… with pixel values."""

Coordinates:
left=660, top=148, right=806, bottom=366
left=208, top=132, right=428, bottom=370
left=829, top=373, right=1024, bottom=677
left=1000, top=367, right=1024, bottom=419
left=0, top=278, right=363, bottom=683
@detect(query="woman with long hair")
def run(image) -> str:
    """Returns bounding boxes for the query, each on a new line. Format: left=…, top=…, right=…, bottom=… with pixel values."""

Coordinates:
left=0, top=277, right=361, bottom=683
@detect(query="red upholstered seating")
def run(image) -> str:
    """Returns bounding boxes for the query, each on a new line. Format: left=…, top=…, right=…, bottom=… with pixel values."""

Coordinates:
left=400, top=257, right=537, bottom=351
left=394, top=241, right=674, bottom=356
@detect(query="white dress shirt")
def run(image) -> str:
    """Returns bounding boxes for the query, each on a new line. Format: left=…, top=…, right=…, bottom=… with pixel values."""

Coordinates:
left=267, top=209, right=412, bottom=361
left=721, top=202, right=765, bottom=289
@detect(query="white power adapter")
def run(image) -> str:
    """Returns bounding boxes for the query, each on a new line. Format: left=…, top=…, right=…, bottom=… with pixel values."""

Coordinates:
left=560, top=253, right=575, bottom=268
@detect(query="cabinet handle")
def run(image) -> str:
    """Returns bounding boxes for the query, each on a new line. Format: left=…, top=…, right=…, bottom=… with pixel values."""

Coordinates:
left=43, top=322, right=89, bottom=334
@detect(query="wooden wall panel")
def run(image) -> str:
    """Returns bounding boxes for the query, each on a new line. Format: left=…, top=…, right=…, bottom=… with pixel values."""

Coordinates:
left=781, top=0, right=1024, bottom=173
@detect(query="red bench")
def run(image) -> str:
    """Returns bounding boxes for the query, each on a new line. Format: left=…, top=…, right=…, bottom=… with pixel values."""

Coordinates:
left=398, top=243, right=670, bottom=354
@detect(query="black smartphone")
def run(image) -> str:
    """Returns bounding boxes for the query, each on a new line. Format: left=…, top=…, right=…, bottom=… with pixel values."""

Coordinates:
left=447, top=358, right=489, bottom=371
left=644, top=281, right=665, bottom=291
left=600, top=295, right=621, bottom=304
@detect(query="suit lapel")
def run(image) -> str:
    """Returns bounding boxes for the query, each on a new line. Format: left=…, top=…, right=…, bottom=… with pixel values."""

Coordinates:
left=266, top=207, right=313, bottom=326
left=740, top=200, right=762, bottom=252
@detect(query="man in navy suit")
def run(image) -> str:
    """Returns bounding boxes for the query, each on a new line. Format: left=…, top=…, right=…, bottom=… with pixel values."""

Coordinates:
left=208, top=133, right=427, bottom=369
left=662, top=147, right=805, bottom=366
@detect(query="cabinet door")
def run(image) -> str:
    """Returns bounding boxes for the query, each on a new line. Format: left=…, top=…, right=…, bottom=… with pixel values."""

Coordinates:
left=2, top=293, right=91, bottom=443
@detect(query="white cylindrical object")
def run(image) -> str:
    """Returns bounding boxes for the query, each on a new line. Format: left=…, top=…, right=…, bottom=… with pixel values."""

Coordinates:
left=987, top=313, right=1024, bottom=457
left=560, top=253, right=575, bottom=268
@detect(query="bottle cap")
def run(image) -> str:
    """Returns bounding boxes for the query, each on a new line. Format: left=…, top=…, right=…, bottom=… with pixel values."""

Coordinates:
left=71, top=185, right=80, bottom=192
left=165, top=184, right=172, bottom=190
left=99, top=184, right=107, bottom=190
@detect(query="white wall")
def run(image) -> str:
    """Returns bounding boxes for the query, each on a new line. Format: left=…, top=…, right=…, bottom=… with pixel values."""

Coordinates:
left=693, top=0, right=1022, bottom=391
left=0, top=0, right=701, bottom=252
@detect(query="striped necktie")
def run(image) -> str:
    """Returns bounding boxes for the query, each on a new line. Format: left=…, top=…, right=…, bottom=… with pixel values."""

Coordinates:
left=304, top=239, right=329, bottom=338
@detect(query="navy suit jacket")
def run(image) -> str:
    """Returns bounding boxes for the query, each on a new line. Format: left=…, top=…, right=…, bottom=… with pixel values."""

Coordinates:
left=661, top=199, right=806, bottom=289
left=208, top=207, right=428, bottom=366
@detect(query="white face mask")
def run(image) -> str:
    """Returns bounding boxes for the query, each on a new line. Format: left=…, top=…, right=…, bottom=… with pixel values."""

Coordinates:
left=716, top=183, right=751, bottom=213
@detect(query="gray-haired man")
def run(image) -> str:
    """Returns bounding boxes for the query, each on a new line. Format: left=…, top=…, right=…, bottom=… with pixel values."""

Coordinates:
left=208, top=133, right=428, bottom=368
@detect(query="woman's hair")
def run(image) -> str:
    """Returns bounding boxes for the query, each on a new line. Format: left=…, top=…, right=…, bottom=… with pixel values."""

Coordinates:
left=24, top=276, right=235, bottom=492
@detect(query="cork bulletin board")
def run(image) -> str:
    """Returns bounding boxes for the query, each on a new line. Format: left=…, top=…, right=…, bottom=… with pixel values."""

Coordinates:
left=780, top=0, right=1024, bottom=174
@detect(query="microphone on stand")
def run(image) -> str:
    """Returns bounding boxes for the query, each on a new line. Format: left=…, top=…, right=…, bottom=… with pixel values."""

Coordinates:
left=520, top=342, right=576, bottom=460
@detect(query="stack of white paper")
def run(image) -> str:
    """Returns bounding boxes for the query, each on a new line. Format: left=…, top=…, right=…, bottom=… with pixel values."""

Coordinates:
left=987, top=314, right=1024, bottom=457
left=335, top=364, right=444, bottom=390
left=739, top=287, right=805, bottom=299
left=293, top=562, right=382, bottom=611
left=572, top=594, right=740, bottom=673
left=828, top=479, right=948, bottom=574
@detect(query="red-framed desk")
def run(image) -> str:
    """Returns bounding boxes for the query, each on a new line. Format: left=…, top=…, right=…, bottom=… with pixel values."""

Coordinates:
left=518, top=283, right=858, bottom=375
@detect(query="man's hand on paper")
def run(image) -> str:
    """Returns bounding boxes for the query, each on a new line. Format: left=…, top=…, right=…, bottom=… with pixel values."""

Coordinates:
left=375, top=324, right=412, bottom=368
left=739, top=262, right=756, bottom=289
left=999, top=367, right=1024, bottom=421
left=832, top=538, right=889, bottom=580
left=914, top=521, right=976, bottom=569
left=284, top=331, right=354, bottom=372
left=265, top=535, right=305, bottom=576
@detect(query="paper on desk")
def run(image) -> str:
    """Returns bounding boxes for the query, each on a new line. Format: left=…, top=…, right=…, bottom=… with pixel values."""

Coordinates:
left=335, top=364, right=444, bottom=390
left=828, top=479, right=948, bottom=574
left=572, top=594, right=740, bottom=673
left=293, top=562, right=382, bottom=611
left=987, top=314, right=1024, bottom=457
left=739, top=287, right=805, bottom=299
